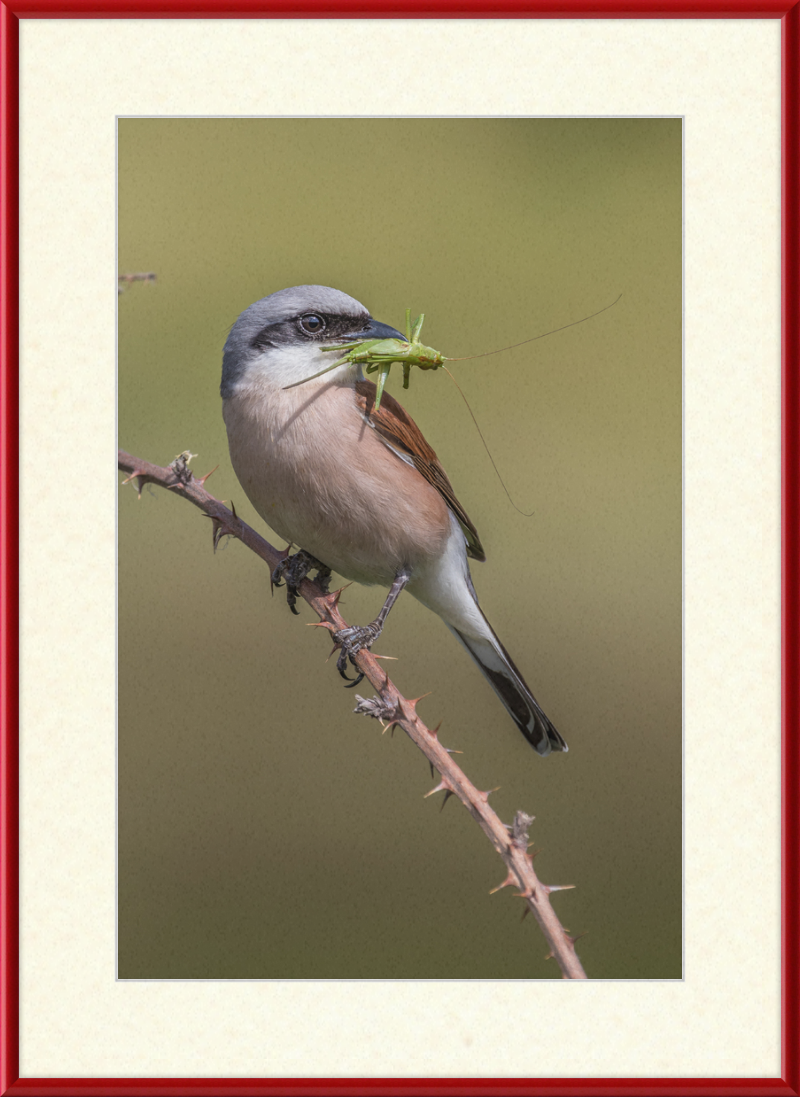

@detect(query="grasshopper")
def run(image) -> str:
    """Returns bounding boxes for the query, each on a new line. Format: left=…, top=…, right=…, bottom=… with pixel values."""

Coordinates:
left=293, top=308, right=443, bottom=410
left=288, top=295, right=621, bottom=411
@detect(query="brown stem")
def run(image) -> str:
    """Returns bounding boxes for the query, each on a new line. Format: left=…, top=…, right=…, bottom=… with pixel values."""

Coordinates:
left=118, top=272, right=156, bottom=285
left=118, top=448, right=588, bottom=980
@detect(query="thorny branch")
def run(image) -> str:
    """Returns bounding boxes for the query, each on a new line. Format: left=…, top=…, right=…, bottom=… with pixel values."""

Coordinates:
left=118, top=448, right=588, bottom=980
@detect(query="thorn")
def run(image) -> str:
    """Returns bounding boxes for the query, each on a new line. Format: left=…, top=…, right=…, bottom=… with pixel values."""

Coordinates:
left=231, top=501, right=238, bottom=519
left=121, top=469, right=145, bottom=484
left=429, top=720, right=442, bottom=740
left=521, top=905, right=530, bottom=922
left=512, top=888, right=535, bottom=901
left=371, top=653, right=398, bottom=661
left=429, top=761, right=434, bottom=779
left=307, top=621, right=335, bottom=631
left=544, top=884, right=576, bottom=894
left=444, top=747, right=463, bottom=755
left=402, top=692, right=432, bottom=717
left=197, top=464, right=219, bottom=486
left=424, top=777, right=452, bottom=799
left=439, top=790, right=454, bottom=812
left=121, top=470, right=148, bottom=498
left=211, top=520, right=228, bottom=551
left=545, top=930, right=587, bottom=957
left=489, top=871, right=516, bottom=895
left=478, top=786, right=500, bottom=802
left=325, top=584, right=351, bottom=609
left=201, top=512, right=236, bottom=552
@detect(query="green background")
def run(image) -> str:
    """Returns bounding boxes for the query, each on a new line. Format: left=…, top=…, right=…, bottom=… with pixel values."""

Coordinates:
left=118, top=118, right=681, bottom=980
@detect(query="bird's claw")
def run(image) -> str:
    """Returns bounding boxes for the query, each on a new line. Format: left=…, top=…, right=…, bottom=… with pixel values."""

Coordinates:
left=271, top=549, right=332, bottom=614
left=333, top=623, right=381, bottom=688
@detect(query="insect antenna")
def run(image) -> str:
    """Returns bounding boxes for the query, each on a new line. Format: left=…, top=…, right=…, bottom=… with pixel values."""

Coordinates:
left=441, top=364, right=535, bottom=517
left=446, top=294, right=622, bottom=362
left=283, top=357, right=347, bottom=389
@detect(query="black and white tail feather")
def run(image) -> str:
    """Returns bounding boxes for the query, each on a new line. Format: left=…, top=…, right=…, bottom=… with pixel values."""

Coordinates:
left=448, top=614, right=567, bottom=756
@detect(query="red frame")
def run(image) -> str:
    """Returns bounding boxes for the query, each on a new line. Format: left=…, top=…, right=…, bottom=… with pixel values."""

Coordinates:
left=1, top=3, right=798, bottom=1095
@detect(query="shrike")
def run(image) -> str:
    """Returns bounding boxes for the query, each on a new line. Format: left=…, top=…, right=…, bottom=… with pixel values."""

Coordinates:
left=221, top=285, right=567, bottom=756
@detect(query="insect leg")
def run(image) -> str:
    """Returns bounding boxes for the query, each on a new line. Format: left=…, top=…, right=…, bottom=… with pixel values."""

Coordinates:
left=373, top=363, right=392, bottom=411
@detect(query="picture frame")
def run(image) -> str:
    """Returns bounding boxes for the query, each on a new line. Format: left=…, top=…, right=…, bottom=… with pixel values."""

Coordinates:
left=1, top=3, right=797, bottom=1093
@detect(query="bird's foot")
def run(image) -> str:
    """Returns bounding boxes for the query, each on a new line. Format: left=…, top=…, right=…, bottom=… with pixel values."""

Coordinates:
left=271, top=549, right=332, bottom=614
left=332, top=622, right=382, bottom=688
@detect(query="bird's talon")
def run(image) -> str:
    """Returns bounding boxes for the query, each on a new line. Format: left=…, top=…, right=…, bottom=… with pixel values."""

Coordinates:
left=336, top=647, right=364, bottom=686
left=333, top=623, right=380, bottom=655
left=271, top=549, right=331, bottom=613
left=333, top=624, right=380, bottom=687
left=314, top=567, right=332, bottom=594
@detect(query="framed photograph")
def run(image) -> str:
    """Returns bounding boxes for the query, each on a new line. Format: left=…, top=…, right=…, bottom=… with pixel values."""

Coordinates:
left=2, top=2, right=796, bottom=1093
left=117, top=112, right=681, bottom=988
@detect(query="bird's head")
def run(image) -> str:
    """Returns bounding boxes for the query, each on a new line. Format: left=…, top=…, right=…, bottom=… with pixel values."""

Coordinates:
left=221, top=285, right=406, bottom=397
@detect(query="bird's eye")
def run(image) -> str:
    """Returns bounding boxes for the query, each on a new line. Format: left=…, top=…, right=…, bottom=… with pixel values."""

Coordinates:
left=299, top=314, right=325, bottom=335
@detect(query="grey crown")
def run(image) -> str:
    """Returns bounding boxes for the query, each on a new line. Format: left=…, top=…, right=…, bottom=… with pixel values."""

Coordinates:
left=220, top=285, right=369, bottom=398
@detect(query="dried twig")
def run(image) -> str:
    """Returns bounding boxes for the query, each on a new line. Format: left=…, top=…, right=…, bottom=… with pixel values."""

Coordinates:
left=118, top=448, right=588, bottom=979
left=118, top=272, right=157, bottom=294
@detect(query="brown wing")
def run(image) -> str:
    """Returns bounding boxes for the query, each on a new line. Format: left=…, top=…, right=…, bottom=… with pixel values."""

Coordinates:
left=354, top=380, right=486, bottom=562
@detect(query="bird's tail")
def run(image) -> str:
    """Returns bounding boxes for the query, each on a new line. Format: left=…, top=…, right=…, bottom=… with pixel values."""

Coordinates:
left=447, top=617, right=567, bottom=756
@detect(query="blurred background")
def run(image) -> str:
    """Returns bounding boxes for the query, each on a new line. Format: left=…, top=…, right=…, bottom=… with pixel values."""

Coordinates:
left=118, top=118, right=681, bottom=980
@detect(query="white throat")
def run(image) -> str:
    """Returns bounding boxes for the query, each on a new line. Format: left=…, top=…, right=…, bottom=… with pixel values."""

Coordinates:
left=235, top=343, right=361, bottom=394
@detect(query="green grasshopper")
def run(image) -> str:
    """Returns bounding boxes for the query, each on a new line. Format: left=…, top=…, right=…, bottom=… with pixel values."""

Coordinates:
left=288, top=295, right=621, bottom=412
left=292, top=308, right=443, bottom=410
left=338, top=309, right=443, bottom=410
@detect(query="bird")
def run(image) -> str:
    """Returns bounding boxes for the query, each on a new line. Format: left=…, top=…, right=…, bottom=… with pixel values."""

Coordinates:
left=220, top=285, right=567, bottom=756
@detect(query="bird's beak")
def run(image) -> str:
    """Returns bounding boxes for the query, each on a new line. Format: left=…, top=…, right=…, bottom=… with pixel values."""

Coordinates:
left=341, top=318, right=407, bottom=343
